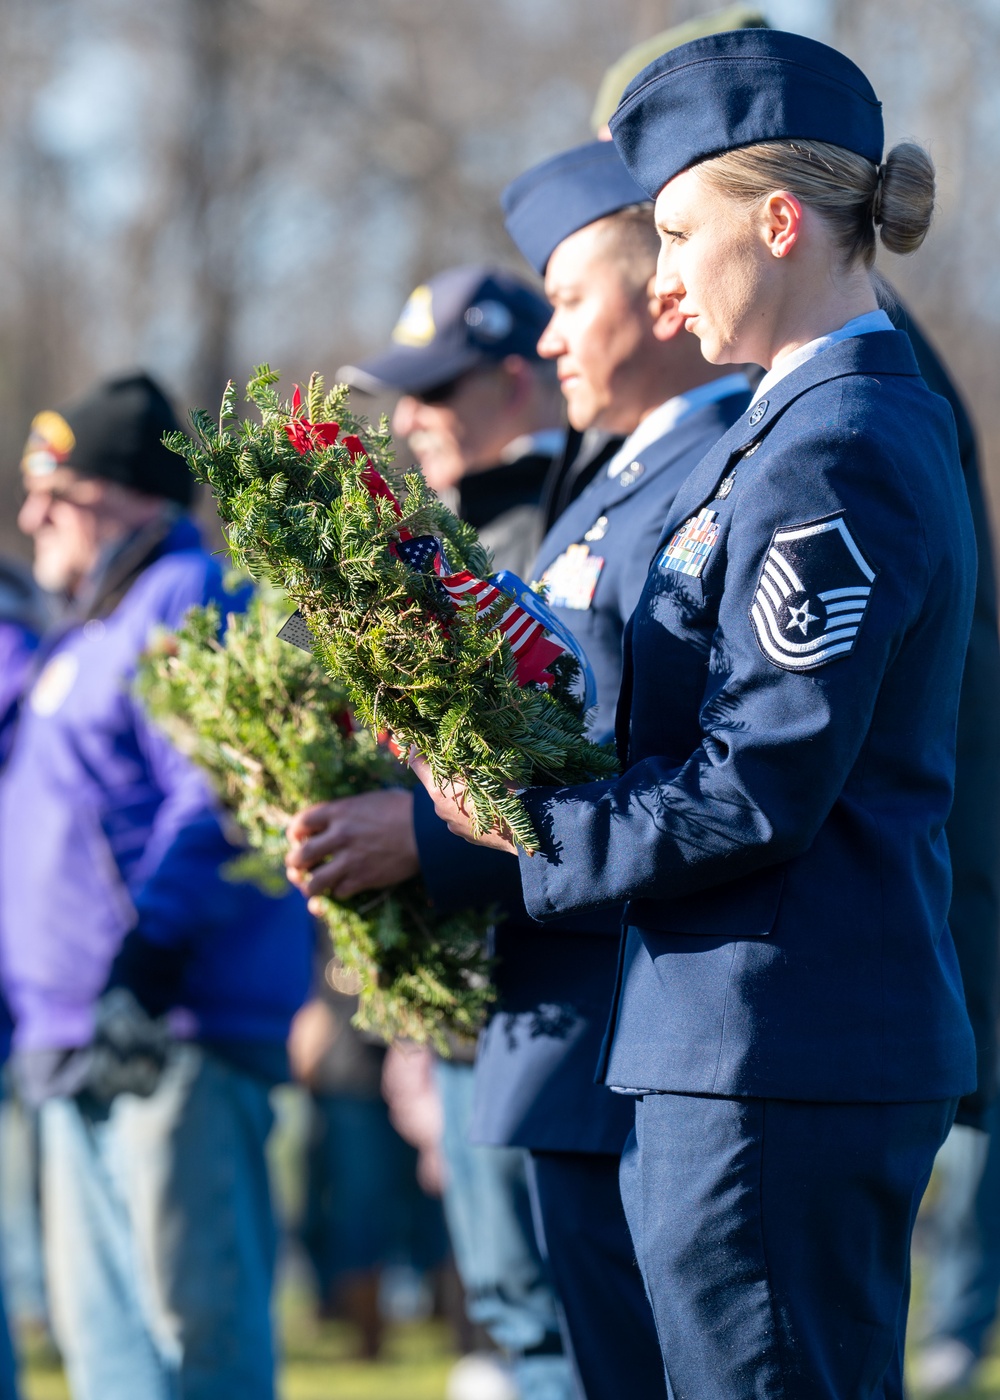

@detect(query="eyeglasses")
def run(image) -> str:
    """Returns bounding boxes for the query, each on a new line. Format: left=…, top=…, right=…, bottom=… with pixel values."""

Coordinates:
left=21, top=477, right=102, bottom=509
left=414, top=375, right=465, bottom=406
left=412, top=363, right=500, bottom=406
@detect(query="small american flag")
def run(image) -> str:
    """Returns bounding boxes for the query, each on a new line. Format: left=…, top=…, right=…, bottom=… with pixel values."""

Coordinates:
left=396, top=533, right=564, bottom=688
left=273, top=461, right=568, bottom=690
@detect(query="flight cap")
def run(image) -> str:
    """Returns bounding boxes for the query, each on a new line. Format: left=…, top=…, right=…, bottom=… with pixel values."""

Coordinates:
left=609, top=27, right=883, bottom=199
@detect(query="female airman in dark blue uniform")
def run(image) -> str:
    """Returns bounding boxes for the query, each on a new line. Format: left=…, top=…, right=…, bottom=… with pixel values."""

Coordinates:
left=417, top=28, right=978, bottom=1400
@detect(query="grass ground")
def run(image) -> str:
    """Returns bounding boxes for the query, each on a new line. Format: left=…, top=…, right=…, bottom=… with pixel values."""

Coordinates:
left=18, top=1304, right=458, bottom=1400
left=20, top=1293, right=1000, bottom=1399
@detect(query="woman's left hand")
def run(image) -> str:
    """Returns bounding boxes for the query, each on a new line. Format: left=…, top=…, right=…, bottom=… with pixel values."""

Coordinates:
left=409, top=753, right=519, bottom=856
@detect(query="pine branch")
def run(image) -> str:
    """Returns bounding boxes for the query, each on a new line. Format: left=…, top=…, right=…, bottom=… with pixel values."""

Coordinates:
left=136, top=592, right=494, bottom=1051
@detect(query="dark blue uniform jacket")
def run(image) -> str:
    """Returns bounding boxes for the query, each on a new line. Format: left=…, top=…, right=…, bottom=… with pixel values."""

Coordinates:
left=518, top=330, right=978, bottom=1104
left=414, top=391, right=748, bottom=1151
left=894, top=307, right=1000, bottom=1126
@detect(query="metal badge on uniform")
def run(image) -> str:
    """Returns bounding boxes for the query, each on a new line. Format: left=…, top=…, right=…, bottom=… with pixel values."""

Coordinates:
left=542, top=543, right=605, bottom=611
left=657, top=508, right=720, bottom=578
left=750, top=513, right=876, bottom=672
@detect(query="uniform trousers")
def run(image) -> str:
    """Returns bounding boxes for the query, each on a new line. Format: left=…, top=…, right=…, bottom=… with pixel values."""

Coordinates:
left=40, top=1045, right=277, bottom=1400
left=526, top=1150, right=667, bottom=1400
left=619, top=1091, right=957, bottom=1400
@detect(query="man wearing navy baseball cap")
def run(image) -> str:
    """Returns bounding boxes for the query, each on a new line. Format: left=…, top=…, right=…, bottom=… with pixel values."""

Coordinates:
left=342, top=264, right=552, bottom=399
left=437, top=138, right=747, bottom=1400
left=299, top=141, right=749, bottom=1400
left=340, top=265, right=564, bottom=575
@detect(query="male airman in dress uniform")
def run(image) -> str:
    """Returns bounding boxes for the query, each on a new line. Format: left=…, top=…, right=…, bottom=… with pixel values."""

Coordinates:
left=289, top=142, right=751, bottom=1397
left=305, top=268, right=576, bottom=1400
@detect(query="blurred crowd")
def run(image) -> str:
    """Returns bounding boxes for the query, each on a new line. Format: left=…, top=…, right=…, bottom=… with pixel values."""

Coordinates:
left=2, top=7, right=1000, bottom=1400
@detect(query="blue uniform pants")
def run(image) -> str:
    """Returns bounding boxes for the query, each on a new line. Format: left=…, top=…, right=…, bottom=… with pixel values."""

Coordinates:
left=619, top=1092, right=957, bottom=1400
left=527, top=1150, right=666, bottom=1400
left=41, top=1045, right=277, bottom=1400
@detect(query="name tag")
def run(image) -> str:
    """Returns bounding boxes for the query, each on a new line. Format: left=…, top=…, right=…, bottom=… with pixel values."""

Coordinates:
left=657, top=508, right=720, bottom=578
left=542, top=543, right=605, bottom=611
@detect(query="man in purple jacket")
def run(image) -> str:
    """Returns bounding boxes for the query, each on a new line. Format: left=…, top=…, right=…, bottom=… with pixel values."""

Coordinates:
left=0, top=374, right=313, bottom=1400
left=0, top=559, right=43, bottom=1400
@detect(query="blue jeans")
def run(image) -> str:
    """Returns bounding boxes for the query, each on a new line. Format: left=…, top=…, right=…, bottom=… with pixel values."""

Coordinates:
left=0, top=1090, right=23, bottom=1400
left=0, top=1089, right=46, bottom=1333
left=301, top=1092, right=447, bottom=1290
left=41, top=1045, right=277, bottom=1400
left=435, top=1060, right=577, bottom=1400
left=920, top=1104, right=1000, bottom=1356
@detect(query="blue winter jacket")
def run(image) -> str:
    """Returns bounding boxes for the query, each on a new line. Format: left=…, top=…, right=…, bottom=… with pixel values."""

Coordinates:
left=0, top=619, right=40, bottom=1063
left=0, top=516, right=313, bottom=1069
left=0, top=620, right=38, bottom=769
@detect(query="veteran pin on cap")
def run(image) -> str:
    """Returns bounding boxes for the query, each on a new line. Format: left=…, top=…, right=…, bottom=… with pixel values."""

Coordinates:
left=609, top=27, right=884, bottom=199
left=339, top=265, right=552, bottom=398
left=21, top=372, right=192, bottom=505
left=502, top=141, right=651, bottom=276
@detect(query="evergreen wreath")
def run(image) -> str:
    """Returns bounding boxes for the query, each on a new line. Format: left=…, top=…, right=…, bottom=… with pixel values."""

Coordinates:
left=167, top=367, right=618, bottom=852
left=136, top=593, right=493, bottom=1050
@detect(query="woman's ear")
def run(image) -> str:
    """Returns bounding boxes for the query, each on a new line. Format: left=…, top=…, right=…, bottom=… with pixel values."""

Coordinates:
left=762, top=191, right=804, bottom=259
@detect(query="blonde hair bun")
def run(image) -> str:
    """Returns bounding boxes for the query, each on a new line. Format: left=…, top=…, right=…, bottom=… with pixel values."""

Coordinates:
left=876, top=142, right=935, bottom=255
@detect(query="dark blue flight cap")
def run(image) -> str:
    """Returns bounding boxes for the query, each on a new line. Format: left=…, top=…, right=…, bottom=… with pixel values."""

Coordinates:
left=609, top=27, right=884, bottom=198
left=339, top=265, right=550, bottom=397
left=501, top=141, right=651, bottom=276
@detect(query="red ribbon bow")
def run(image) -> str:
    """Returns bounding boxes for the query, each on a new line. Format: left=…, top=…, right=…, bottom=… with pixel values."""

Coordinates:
left=284, top=386, right=370, bottom=461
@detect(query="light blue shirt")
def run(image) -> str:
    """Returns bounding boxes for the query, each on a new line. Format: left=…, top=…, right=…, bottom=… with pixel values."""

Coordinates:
left=607, top=373, right=752, bottom=479
left=753, top=309, right=894, bottom=402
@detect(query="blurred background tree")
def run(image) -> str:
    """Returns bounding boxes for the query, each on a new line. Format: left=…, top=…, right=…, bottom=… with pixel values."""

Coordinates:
left=1, top=0, right=998, bottom=554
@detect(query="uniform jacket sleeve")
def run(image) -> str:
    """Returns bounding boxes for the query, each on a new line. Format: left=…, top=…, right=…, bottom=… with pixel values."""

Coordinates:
left=413, top=784, right=528, bottom=918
